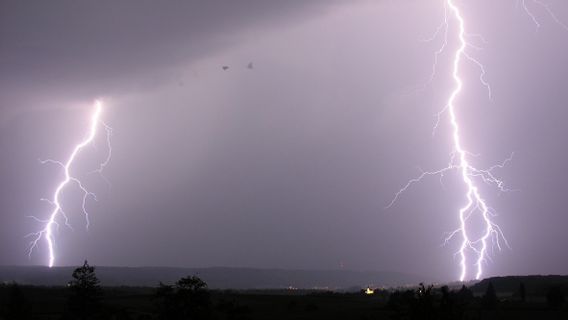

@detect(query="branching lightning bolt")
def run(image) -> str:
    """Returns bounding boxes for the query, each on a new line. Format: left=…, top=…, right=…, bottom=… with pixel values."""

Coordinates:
left=444, top=0, right=505, bottom=281
left=390, top=0, right=566, bottom=281
left=519, top=0, right=568, bottom=31
left=26, top=101, right=112, bottom=267
left=388, top=0, right=512, bottom=282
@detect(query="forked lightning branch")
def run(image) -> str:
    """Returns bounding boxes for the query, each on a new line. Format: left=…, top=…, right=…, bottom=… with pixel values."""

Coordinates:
left=26, top=1, right=564, bottom=277
left=389, top=0, right=565, bottom=281
left=27, top=101, right=112, bottom=267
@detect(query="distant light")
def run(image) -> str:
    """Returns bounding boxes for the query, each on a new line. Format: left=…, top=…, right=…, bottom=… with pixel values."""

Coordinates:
left=365, top=287, right=374, bottom=295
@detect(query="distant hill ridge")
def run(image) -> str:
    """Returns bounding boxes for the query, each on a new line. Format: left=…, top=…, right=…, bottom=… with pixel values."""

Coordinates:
left=0, top=266, right=429, bottom=289
left=471, top=275, right=568, bottom=295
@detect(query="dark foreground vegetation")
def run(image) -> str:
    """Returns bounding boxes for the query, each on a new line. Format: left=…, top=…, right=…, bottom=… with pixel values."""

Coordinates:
left=1, top=262, right=567, bottom=320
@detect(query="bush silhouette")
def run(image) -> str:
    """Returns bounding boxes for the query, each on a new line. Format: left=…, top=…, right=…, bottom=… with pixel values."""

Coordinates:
left=1, top=283, right=31, bottom=320
left=411, top=283, right=436, bottom=320
left=217, top=297, right=251, bottom=320
left=155, top=275, right=211, bottom=320
left=387, top=283, right=438, bottom=320
left=546, top=286, right=565, bottom=309
left=456, top=285, right=473, bottom=303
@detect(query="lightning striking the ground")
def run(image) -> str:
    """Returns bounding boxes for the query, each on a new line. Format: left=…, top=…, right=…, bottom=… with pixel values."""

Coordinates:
left=388, top=0, right=511, bottom=282
left=390, top=0, right=566, bottom=281
left=27, top=101, right=112, bottom=267
left=440, top=0, right=508, bottom=281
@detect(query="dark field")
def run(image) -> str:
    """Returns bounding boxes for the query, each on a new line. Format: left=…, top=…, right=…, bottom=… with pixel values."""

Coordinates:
left=1, top=287, right=389, bottom=320
left=1, top=279, right=568, bottom=320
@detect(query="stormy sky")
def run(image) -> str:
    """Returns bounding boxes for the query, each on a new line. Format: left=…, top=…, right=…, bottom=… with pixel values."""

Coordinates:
left=1, top=0, right=567, bottom=282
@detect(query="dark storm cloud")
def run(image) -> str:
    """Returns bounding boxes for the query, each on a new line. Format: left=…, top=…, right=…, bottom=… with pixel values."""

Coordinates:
left=1, top=0, right=334, bottom=81
left=0, top=0, right=338, bottom=120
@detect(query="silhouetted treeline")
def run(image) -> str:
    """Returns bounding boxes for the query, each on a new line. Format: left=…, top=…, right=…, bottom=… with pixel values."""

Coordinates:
left=471, top=275, right=568, bottom=296
left=1, top=265, right=568, bottom=320
left=386, top=281, right=568, bottom=320
left=387, top=283, right=477, bottom=320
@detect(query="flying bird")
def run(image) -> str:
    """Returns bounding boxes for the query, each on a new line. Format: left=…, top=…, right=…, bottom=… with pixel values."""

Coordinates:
left=247, top=62, right=254, bottom=70
left=222, top=66, right=229, bottom=71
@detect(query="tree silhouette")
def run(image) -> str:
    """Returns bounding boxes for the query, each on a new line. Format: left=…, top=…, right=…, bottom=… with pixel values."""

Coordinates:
left=451, top=285, right=474, bottom=319
left=519, top=282, right=526, bottom=302
left=412, top=283, right=435, bottom=320
left=178, top=276, right=211, bottom=318
left=387, top=283, right=438, bottom=320
left=482, top=282, right=498, bottom=310
left=67, top=260, right=102, bottom=319
left=155, top=275, right=211, bottom=320
left=456, top=285, right=473, bottom=303
left=439, top=285, right=455, bottom=320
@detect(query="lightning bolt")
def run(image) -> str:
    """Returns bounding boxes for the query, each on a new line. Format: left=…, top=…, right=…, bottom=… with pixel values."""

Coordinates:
left=519, top=0, right=568, bottom=31
left=390, top=0, right=566, bottom=281
left=443, top=0, right=502, bottom=281
left=27, top=100, right=112, bottom=267
left=388, top=0, right=511, bottom=282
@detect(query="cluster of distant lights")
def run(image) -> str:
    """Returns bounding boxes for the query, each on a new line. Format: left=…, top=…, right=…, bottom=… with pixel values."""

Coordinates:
left=27, top=1, right=565, bottom=281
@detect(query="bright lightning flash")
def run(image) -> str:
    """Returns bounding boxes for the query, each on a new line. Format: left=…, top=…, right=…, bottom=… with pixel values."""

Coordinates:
left=27, top=101, right=112, bottom=268
left=388, top=0, right=512, bottom=282
left=444, top=0, right=505, bottom=281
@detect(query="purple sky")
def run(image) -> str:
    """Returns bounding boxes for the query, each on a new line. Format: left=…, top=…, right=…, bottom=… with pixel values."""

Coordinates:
left=1, top=0, right=567, bottom=282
